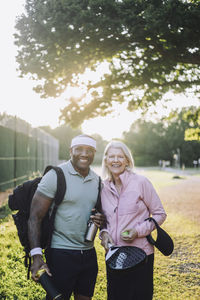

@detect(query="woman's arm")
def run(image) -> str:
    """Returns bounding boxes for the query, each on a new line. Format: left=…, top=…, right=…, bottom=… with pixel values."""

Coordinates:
left=135, top=178, right=167, bottom=237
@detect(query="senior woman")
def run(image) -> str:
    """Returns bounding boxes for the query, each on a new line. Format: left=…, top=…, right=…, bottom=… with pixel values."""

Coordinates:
left=100, top=140, right=167, bottom=300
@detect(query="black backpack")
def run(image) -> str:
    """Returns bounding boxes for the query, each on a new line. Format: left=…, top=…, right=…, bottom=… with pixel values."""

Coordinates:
left=8, top=165, right=66, bottom=278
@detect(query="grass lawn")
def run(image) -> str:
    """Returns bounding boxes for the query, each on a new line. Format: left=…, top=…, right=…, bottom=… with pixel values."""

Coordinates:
left=0, top=168, right=200, bottom=299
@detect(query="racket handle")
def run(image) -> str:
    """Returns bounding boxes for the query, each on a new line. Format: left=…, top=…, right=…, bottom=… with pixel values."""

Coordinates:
left=108, top=242, right=114, bottom=249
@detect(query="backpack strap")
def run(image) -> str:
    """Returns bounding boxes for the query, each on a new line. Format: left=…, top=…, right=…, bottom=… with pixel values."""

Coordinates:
left=94, top=176, right=102, bottom=212
left=42, top=165, right=66, bottom=207
left=44, top=166, right=66, bottom=248
left=94, top=176, right=107, bottom=230
left=49, top=166, right=67, bottom=207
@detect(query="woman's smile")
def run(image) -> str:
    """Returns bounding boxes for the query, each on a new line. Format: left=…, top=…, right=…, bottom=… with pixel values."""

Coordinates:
left=106, top=147, right=128, bottom=176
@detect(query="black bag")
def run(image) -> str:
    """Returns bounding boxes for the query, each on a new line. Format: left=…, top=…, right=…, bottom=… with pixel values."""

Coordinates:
left=146, top=217, right=174, bottom=256
left=8, top=165, right=66, bottom=278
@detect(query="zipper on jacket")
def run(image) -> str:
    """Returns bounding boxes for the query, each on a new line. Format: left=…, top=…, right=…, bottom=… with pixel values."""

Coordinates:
left=116, top=205, right=119, bottom=243
left=114, top=198, right=119, bottom=243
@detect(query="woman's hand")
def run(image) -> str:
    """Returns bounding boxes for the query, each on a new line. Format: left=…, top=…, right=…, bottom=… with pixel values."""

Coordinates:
left=101, top=231, right=115, bottom=253
left=120, top=228, right=138, bottom=242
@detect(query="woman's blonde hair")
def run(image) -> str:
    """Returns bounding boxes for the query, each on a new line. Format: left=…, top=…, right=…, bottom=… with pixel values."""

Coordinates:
left=102, top=140, right=134, bottom=179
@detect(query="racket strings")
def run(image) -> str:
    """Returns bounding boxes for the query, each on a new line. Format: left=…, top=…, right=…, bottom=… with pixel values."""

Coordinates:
left=107, top=246, right=146, bottom=270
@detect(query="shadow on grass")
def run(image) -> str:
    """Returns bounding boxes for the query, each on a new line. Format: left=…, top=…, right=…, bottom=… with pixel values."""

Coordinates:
left=172, top=175, right=185, bottom=179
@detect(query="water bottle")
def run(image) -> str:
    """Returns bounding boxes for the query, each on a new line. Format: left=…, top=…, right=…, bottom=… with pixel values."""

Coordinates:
left=85, top=210, right=98, bottom=242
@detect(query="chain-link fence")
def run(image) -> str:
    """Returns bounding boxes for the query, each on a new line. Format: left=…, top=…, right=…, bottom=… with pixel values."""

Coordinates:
left=0, top=114, right=59, bottom=191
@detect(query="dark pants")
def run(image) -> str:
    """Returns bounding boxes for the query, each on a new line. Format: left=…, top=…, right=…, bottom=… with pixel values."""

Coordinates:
left=106, top=254, right=154, bottom=300
left=45, top=248, right=98, bottom=300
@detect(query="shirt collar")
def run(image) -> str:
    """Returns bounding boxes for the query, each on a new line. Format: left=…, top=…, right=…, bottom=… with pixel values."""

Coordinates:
left=67, top=160, right=93, bottom=181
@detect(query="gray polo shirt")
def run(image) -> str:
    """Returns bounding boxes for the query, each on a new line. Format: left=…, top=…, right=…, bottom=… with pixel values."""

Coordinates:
left=37, top=160, right=100, bottom=250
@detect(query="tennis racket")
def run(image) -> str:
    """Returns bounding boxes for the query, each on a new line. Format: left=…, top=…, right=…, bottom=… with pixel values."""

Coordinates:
left=106, top=245, right=147, bottom=271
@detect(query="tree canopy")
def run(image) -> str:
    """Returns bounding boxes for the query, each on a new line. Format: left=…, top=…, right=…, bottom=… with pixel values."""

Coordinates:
left=123, top=108, right=200, bottom=167
left=40, top=106, right=200, bottom=167
left=15, top=0, right=200, bottom=126
left=183, top=106, right=200, bottom=140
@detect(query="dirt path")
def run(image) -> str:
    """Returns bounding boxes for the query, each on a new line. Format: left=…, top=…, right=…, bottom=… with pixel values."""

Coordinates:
left=158, top=176, right=200, bottom=224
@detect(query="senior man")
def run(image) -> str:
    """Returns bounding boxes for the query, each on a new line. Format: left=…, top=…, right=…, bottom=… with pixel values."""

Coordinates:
left=28, top=134, right=105, bottom=300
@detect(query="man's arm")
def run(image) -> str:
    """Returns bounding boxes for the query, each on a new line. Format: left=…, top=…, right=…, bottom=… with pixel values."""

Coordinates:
left=28, top=191, right=53, bottom=281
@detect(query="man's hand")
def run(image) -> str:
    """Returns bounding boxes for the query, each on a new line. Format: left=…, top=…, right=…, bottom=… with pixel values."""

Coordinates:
left=101, top=231, right=114, bottom=253
left=31, top=255, right=52, bottom=281
left=90, top=209, right=106, bottom=228
left=120, top=228, right=138, bottom=242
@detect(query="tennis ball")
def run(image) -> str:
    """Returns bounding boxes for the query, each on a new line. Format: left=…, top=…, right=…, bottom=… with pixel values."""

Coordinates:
left=122, top=231, right=129, bottom=236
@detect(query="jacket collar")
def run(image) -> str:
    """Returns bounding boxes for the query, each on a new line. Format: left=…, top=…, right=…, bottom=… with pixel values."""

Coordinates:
left=104, top=170, right=134, bottom=193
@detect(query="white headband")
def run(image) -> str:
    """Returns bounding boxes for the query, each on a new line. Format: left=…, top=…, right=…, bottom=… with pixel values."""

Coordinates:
left=71, top=136, right=96, bottom=149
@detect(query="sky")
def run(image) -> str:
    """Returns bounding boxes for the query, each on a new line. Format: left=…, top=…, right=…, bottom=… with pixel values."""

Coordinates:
left=0, top=1, right=199, bottom=141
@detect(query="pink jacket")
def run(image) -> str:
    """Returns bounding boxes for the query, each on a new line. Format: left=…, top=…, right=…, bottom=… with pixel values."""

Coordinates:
left=100, top=170, right=167, bottom=255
